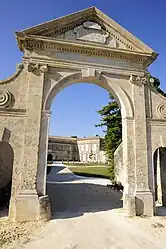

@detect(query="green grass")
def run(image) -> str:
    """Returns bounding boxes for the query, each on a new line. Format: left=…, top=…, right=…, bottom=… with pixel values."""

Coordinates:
left=64, top=162, right=108, bottom=167
left=69, top=166, right=110, bottom=179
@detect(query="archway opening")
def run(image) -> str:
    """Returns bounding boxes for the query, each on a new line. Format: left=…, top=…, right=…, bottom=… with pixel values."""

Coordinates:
left=44, top=80, right=125, bottom=218
left=154, top=147, right=166, bottom=214
left=0, top=141, right=14, bottom=218
left=47, top=154, right=53, bottom=175
left=47, top=153, right=53, bottom=162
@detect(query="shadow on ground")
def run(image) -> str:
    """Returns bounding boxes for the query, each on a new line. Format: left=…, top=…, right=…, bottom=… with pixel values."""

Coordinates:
left=46, top=182, right=123, bottom=219
left=156, top=205, right=166, bottom=216
left=0, top=208, right=8, bottom=219
left=47, top=165, right=111, bottom=183
left=47, top=165, right=65, bottom=174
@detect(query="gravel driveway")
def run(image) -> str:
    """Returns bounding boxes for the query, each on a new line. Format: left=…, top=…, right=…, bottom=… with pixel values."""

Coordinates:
left=3, top=164, right=166, bottom=249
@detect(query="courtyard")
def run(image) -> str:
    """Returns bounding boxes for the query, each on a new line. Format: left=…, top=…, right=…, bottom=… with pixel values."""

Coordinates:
left=1, top=165, right=166, bottom=249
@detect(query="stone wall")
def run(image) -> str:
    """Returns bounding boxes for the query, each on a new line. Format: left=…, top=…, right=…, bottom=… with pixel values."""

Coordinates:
left=48, top=136, right=107, bottom=163
left=48, top=136, right=79, bottom=161
left=114, top=143, right=123, bottom=185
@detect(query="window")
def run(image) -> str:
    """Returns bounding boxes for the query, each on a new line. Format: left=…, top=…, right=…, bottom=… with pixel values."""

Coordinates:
left=93, top=144, right=97, bottom=151
left=85, top=144, right=89, bottom=151
left=79, top=145, right=83, bottom=152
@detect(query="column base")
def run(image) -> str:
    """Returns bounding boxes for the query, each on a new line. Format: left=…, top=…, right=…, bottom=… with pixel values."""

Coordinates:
left=123, top=193, right=136, bottom=217
left=136, top=190, right=154, bottom=216
left=39, top=195, right=51, bottom=220
left=15, top=190, right=51, bottom=221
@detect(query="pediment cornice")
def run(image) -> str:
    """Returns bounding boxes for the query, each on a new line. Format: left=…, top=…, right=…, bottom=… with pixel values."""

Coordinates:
left=16, top=7, right=157, bottom=56
left=17, top=33, right=157, bottom=67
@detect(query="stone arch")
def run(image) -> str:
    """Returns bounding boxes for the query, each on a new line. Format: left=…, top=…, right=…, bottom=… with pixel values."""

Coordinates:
left=44, top=72, right=134, bottom=119
left=37, top=71, right=135, bottom=214
left=0, top=8, right=162, bottom=221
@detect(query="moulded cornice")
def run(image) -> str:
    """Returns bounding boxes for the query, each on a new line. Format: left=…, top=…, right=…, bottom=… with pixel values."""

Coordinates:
left=147, top=118, right=166, bottom=125
left=0, top=108, right=26, bottom=116
left=22, top=56, right=145, bottom=78
left=16, top=34, right=157, bottom=67
left=16, top=7, right=156, bottom=54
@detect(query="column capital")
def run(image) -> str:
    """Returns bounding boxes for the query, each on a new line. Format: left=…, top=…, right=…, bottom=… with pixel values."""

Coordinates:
left=27, top=63, right=48, bottom=75
left=129, top=74, right=154, bottom=87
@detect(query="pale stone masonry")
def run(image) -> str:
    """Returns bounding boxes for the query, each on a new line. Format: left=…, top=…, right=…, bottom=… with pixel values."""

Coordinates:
left=77, top=137, right=106, bottom=163
left=48, top=136, right=107, bottom=163
left=48, top=136, right=79, bottom=161
left=0, top=7, right=166, bottom=221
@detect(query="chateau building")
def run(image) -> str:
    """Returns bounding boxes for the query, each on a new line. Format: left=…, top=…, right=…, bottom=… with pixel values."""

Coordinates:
left=48, top=136, right=107, bottom=163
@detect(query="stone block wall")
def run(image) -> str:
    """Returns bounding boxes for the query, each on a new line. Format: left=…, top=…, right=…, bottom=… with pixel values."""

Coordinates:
left=114, top=142, right=124, bottom=185
left=48, top=136, right=79, bottom=161
left=48, top=136, right=107, bottom=163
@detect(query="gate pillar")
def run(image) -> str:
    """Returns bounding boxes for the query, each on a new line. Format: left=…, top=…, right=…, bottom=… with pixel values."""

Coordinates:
left=14, top=65, right=51, bottom=221
left=131, top=76, right=154, bottom=216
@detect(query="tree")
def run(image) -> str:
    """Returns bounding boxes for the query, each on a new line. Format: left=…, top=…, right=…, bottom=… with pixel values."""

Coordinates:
left=96, top=94, right=122, bottom=180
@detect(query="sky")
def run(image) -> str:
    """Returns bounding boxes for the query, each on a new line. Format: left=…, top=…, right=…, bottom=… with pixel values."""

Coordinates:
left=1, top=1, right=166, bottom=137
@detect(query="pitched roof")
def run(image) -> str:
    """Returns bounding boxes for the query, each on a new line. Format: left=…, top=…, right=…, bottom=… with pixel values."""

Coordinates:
left=16, top=6, right=156, bottom=55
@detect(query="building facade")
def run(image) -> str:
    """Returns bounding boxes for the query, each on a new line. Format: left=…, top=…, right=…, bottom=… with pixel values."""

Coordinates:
left=77, top=137, right=106, bottom=163
left=48, top=136, right=107, bottom=163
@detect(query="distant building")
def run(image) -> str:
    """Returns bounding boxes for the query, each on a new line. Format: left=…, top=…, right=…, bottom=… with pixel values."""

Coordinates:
left=48, top=136, right=107, bottom=163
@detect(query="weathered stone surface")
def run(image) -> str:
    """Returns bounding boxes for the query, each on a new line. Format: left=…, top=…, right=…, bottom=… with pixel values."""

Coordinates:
left=48, top=135, right=106, bottom=163
left=0, top=7, right=165, bottom=221
left=0, top=141, right=14, bottom=189
left=136, top=191, right=154, bottom=216
left=39, top=195, right=51, bottom=220
left=15, top=190, right=39, bottom=221
left=114, top=143, right=123, bottom=184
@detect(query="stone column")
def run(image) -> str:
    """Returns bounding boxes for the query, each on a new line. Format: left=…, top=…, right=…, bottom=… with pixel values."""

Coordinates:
left=37, top=110, right=51, bottom=196
left=15, top=64, right=50, bottom=221
left=130, top=75, right=154, bottom=216
left=122, top=117, right=136, bottom=216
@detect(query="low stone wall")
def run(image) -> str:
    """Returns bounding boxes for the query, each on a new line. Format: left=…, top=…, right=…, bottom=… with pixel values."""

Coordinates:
left=114, top=142, right=124, bottom=185
left=48, top=136, right=79, bottom=161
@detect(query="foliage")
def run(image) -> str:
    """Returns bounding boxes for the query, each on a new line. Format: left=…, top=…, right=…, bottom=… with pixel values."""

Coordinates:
left=96, top=94, right=122, bottom=180
left=89, top=150, right=94, bottom=160
left=147, top=74, right=166, bottom=97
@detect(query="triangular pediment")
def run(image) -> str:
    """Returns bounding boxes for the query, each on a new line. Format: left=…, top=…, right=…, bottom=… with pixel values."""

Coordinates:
left=16, top=7, right=155, bottom=54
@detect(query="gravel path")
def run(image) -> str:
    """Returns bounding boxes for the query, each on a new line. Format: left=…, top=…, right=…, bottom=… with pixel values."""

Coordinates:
left=2, top=164, right=166, bottom=249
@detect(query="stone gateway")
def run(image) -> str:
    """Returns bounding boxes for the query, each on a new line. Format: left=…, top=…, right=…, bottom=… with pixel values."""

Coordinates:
left=0, top=7, right=166, bottom=221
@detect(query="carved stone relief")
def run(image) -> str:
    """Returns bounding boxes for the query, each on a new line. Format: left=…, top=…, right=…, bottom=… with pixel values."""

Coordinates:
left=27, top=63, right=48, bottom=75
left=0, top=90, right=12, bottom=108
left=56, top=21, right=120, bottom=48
left=129, top=74, right=154, bottom=86
left=157, top=104, right=166, bottom=119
